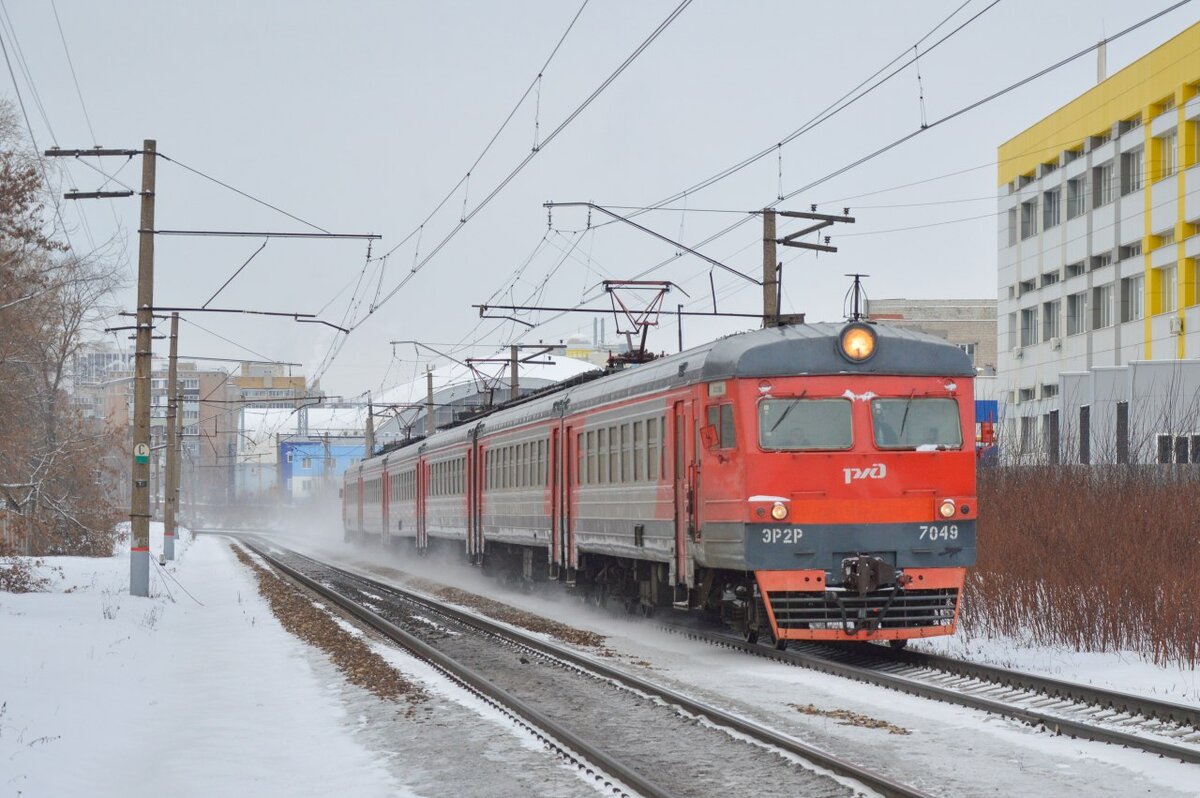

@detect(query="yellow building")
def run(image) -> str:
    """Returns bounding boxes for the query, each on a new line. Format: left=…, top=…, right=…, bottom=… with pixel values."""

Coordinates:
left=996, top=21, right=1200, bottom=458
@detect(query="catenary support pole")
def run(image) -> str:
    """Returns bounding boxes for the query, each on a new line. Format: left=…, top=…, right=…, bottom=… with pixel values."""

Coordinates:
left=426, top=369, right=435, bottom=436
left=762, top=209, right=778, bottom=328
left=130, top=139, right=156, bottom=596
left=163, top=312, right=179, bottom=561
left=510, top=345, right=519, bottom=402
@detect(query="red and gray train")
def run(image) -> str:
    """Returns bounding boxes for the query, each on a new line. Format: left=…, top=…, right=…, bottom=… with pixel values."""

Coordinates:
left=343, top=321, right=977, bottom=646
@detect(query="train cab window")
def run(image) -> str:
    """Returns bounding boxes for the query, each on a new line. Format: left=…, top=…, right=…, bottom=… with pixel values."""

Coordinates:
left=758, top=398, right=852, bottom=451
left=706, top=404, right=736, bottom=449
left=871, top=398, right=962, bottom=450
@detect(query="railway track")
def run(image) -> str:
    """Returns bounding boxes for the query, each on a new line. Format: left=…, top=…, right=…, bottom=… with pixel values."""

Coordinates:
left=654, top=618, right=1200, bottom=765
left=236, top=536, right=928, bottom=798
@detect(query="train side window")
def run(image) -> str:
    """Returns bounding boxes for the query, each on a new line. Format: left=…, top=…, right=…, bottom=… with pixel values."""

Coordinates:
left=633, top=420, right=644, bottom=481
left=647, top=418, right=659, bottom=481
left=598, top=428, right=608, bottom=484
left=625, top=426, right=630, bottom=483
left=706, top=404, right=737, bottom=449
left=758, top=398, right=853, bottom=451
left=586, top=430, right=596, bottom=484
left=608, top=426, right=619, bottom=483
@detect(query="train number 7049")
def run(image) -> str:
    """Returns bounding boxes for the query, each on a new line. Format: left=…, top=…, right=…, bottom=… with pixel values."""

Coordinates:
left=919, top=524, right=958, bottom=540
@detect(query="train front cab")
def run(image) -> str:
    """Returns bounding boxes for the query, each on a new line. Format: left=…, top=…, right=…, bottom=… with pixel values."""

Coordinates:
left=708, top=329, right=977, bottom=645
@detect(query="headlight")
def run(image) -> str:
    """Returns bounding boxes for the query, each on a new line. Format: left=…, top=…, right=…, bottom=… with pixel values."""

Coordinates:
left=938, top=499, right=956, bottom=519
left=770, top=502, right=789, bottom=521
left=838, top=323, right=877, bottom=362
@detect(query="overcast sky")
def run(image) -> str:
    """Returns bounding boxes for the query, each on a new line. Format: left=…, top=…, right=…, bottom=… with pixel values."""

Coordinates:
left=6, top=0, right=1198, bottom=399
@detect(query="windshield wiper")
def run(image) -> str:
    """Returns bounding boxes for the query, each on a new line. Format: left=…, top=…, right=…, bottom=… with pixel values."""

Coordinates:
left=898, top=390, right=915, bottom=438
left=768, top=391, right=807, bottom=434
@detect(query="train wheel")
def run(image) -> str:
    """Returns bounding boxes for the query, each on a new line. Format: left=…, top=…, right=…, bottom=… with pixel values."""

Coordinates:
left=744, top=628, right=759, bottom=645
left=773, top=637, right=788, bottom=651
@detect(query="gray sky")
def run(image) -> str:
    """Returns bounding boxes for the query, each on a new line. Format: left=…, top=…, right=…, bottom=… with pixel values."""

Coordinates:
left=7, top=0, right=1198, bottom=399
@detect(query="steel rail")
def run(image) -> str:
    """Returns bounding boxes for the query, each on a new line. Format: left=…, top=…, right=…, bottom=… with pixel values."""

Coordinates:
left=249, top=540, right=929, bottom=798
left=240, top=539, right=668, bottom=798
left=651, top=621, right=1200, bottom=765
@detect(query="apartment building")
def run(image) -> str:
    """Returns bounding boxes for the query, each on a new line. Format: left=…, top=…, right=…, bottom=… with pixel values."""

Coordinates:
left=996, top=21, right=1200, bottom=458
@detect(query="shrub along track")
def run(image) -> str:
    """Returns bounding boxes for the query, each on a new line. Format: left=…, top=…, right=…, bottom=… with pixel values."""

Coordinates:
left=237, top=536, right=930, bottom=798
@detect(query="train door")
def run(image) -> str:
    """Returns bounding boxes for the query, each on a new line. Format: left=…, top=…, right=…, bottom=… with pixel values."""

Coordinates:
left=672, top=401, right=690, bottom=584
left=563, top=424, right=577, bottom=572
left=416, top=459, right=427, bottom=551
left=357, top=475, right=364, bottom=535
left=467, top=444, right=482, bottom=561
left=549, top=427, right=560, bottom=574
left=474, top=444, right=485, bottom=562
left=381, top=459, right=390, bottom=544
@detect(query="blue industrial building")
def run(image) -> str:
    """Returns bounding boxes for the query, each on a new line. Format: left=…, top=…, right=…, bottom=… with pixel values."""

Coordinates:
left=279, top=439, right=364, bottom=501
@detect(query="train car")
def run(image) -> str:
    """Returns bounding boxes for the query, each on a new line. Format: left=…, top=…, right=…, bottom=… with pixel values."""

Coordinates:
left=344, top=320, right=977, bottom=646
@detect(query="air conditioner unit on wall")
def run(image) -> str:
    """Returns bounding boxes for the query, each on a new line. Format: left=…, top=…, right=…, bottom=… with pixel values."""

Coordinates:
left=1170, top=317, right=1184, bottom=335
left=1050, top=337, right=1062, bottom=350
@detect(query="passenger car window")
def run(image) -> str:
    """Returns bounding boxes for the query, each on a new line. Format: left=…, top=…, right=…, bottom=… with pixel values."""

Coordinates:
left=758, top=399, right=851, bottom=451
left=871, top=398, right=962, bottom=450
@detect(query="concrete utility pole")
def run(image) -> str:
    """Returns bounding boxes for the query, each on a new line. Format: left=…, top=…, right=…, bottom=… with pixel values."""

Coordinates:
left=173, top=382, right=183, bottom=537
left=130, top=139, right=157, bottom=596
left=364, top=392, right=375, bottom=458
left=762, top=210, right=779, bottom=328
left=509, top=345, right=519, bottom=402
left=426, top=369, right=435, bottom=436
left=163, top=312, right=179, bottom=561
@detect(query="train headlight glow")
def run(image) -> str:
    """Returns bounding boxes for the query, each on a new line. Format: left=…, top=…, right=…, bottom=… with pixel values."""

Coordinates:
left=938, top=499, right=956, bottom=519
left=838, top=323, right=877, bottom=363
left=770, top=502, right=789, bottom=521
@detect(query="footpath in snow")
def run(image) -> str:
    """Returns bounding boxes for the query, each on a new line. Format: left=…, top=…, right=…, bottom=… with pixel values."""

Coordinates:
left=0, top=525, right=399, bottom=797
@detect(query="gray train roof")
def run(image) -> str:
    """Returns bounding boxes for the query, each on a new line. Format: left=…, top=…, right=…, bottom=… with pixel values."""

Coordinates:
left=364, top=321, right=973, bottom=464
left=700, top=322, right=975, bottom=380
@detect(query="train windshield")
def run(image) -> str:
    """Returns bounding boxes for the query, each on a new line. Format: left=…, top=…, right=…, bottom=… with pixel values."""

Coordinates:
left=871, top=398, right=962, bottom=450
left=758, top=398, right=852, bottom=451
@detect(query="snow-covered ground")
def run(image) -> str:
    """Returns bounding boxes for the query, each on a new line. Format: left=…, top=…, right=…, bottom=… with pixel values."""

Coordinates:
left=265, top=524, right=1200, bottom=797
left=9, top=514, right=1198, bottom=797
left=0, top=526, right=611, bottom=798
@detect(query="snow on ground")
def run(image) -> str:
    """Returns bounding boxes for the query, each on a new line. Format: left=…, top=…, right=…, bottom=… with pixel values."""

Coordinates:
left=267, top=525, right=1200, bottom=797
left=910, top=631, right=1200, bottom=706
left=0, top=524, right=404, bottom=798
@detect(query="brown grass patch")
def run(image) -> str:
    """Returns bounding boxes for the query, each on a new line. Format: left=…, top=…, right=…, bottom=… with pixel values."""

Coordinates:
left=790, top=703, right=910, bottom=735
left=233, top=545, right=424, bottom=702
left=967, top=467, right=1200, bottom=667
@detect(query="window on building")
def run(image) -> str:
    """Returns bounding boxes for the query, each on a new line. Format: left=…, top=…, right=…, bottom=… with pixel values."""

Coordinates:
left=1020, top=198, right=1039, bottom=239
left=1119, top=242, right=1142, bottom=260
left=1007, top=312, right=1018, bottom=350
left=1020, top=307, right=1038, bottom=346
left=1019, top=278, right=1036, bottom=294
left=1006, top=208, right=1017, bottom=246
left=1066, top=261, right=1086, bottom=278
left=1018, top=387, right=1036, bottom=403
left=1093, top=161, right=1114, bottom=206
left=1063, top=147, right=1083, bottom=164
left=1158, top=264, right=1177, bottom=313
left=301, top=457, right=312, bottom=469
left=1118, top=115, right=1142, bottom=134
left=1092, top=283, right=1113, bottom=329
left=1158, top=229, right=1175, bottom=247
left=1120, top=147, right=1143, bottom=195
left=1066, top=176, right=1087, bottom=219
left=1121, top=274, right=1145, bottom=322
left=1159, top=131, right=1178, bottom=179
left=1042, top=300, right=1061, bottom=340
left=1090, top=252, right=1112, bottom=271
left=1042, top=188, right=1061, bottom=229
left=1066, top=292, right=1088, bottom=335
left=958, top=342, right=976, bottom=364
left=1041, top=384, right=1059, bottom=399
left=1041, top=270, right=1059, bottom=287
